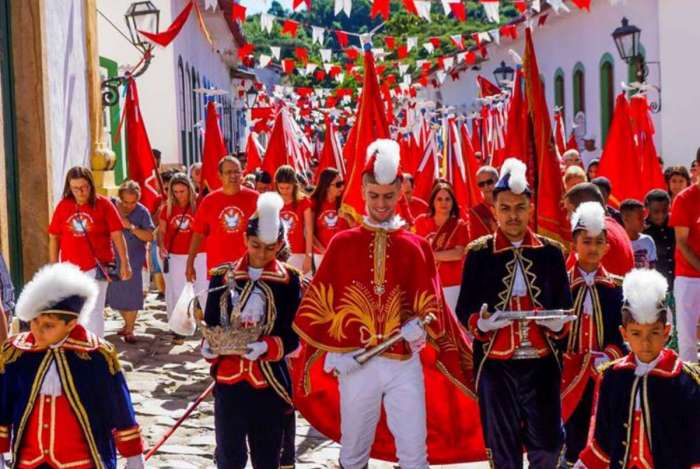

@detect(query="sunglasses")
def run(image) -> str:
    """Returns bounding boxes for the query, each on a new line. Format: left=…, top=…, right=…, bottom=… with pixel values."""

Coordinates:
left=477, top=179, right=496, bottom=188
left=333, top=181, right=345, bottom=188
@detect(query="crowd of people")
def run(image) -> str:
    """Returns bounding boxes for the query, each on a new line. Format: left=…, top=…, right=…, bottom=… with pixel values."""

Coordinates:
left=0, top=142, right=698, bottom=469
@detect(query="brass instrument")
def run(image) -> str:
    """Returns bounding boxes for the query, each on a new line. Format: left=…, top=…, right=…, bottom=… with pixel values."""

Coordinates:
left=353, top=313, right=436, bottom=365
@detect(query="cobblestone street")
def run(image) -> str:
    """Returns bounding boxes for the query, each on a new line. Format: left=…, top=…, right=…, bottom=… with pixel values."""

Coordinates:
left=110, top=293, right=490, bottom=469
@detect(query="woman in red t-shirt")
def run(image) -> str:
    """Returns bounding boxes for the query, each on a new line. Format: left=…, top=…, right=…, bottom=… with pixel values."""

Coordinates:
left=413, top=181, right=469, bottom=313
left=48, top=166, right=131, bottom=337
left=275, top=165, right=313, bottom=274
left=310, top=168, right=348, bottom=262
left=157, top=173, right=208, bottom=338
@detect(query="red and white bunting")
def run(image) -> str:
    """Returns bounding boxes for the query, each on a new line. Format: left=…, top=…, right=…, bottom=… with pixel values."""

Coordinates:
left=312, top=26, right=325, bottom=45
left=334, top=0, right=352, bottom=17
left=260, top=13, right=274, bottom=33
left=407, top=36, right=418, bottom=52
left=480, top=0, right=500, bottom=23
left=546, top=0, right=570, bottom=13
left=414, top=1, right=432, bottom=21
left=450, top=34, right=465, bottom=50
left=271, top=46, right=281, bottom=60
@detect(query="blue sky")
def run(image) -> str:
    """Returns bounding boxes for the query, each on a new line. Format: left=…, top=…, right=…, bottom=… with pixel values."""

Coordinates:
left=241, top=0, right=294, bottom=15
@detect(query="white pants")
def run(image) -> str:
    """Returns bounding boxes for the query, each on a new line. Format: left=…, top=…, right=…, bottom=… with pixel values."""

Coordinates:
left=164, top=253, right=208, bottom=319
left=81, top=268, right=109, bottom=337
left=675, top=276, right=700, bottom=362
left=442, top=285, right=461, bottom=313
left=338, top=354, right=428, bottom=469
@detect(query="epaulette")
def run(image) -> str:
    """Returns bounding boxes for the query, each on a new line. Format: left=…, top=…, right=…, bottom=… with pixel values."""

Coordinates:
left=285, top=263, right=303, bottom=278
left=608, top=274, right=624, bottom=287
left=95, top=339, right=122, bottom=375
left=467, top=234, right=493, bottom=252
left=0, top=340, right=22, bottom=374
left=681, top=362, right=700, bottom=386
left=208, top=262, right=236, bottom=277
left=537, top=234, right=566, bottom=253
left=597, top=356, right=625, bottom=375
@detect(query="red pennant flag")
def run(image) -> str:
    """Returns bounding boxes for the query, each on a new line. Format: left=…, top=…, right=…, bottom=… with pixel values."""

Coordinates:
left=571, top=0, right=591, bottom=11
left=335, top=30, right=349, bottom=47
left=465, top=51, right=476, bottom=64
left=345, top=47, right=360, bottom=61
left=538, top=14, right=549, bottom=26
left=244, top=132, right=264, bottom=175
left=201, top=101, right=229, bottom=192
left=450, top=35, right=465, bottom=50
left=449, top=2, right=467, bottom=21
left=522, top=27, right=568, bottom=244
left=124, top=78, right=163, bottom=213
left=476, top=75, right=501, bottom=97
left=402, top=0, right=418, bottom=15
left=421, top=61, right=432, bottom=72
left=238, top=43, right=254, bottom=59
left=553, top=109, right=566, bottom=157
left=295, top=47, right=309, bottom=65
left=437, top=56, right=446, bottom=70
left=325, top=96, right=338, bottom=108
left=566, top=131, right=579, bottom=151
left=376, top=64, right=387, bottom=75
left=384, top=35, right=396, bottom=49
left=329, top=65, right=342, bottom=78
left=450, top=71, right=460, bottom=81
left=232, top=2, right=247, bottom=21
left=282, top=19, right=299, bottom=37
left=316, top=115, right=346, bottom=182
left=262, top=108, right=304, bottom=175
left=296, top=87, right=313, bottom=97
left=413, top=129, right=439, bottom=201
left=138, top=1, right=193, bottom=47
left=345, top=62, right=356, bottom=73
left=429, top=37, right=442, bottom=48
left=500, top=24, right=518, bottom=40
left=282, top=59, right=295, bottom=75
left=315, top=69, right=326, bottom=81
left=397, top=45, right=408, bottom=59
left=460, top=121, right=483, bottom=208
left=293, top=0, right=312, bottom=9
left=371, top=0, right=391, bottom=19
left=514, top=0, right=527, bottom=12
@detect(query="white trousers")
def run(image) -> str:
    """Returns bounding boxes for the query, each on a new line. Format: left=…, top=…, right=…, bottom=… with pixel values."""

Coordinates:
left=442, top=285, right=461, bottom=313
left=338, top=353, right=428, bottom=469
left=81, top=268, right=109, bottom=337
left=164, top=253, right=208, bottom=319
left=674, top=276, right=700, bottom=362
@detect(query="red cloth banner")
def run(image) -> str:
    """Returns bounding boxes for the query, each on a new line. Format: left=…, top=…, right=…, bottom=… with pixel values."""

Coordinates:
left=282, top=19, right=299, bottom=37
left=201, top=101, right=228, bottom=191
left=450, top=2, right=467, bottom=21
left=138, top=1, right=193, bottom=48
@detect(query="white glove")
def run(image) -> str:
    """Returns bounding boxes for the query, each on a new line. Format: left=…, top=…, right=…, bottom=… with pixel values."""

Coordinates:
left=243, top=341, right=268, bottom=361
left=323, top=351, right=361, bottom=376
left=476, top=304, right=512, bottom=333
left=400, top=318, right=426, bottom=343
left=572, top=459, right=588, bottom=469
left=592, top=352, right=610, bottom=369
left=124, top=454, right=145, bottom=469
left=201, top=339, right=218, bottom=360
left=240, top=289, right=266, bottom=323
left=536, top=317, right=568, bottom=332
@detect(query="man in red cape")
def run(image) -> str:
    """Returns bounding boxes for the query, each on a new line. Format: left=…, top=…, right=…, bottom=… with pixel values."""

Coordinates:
left=291, top=139, right=485, bottom=467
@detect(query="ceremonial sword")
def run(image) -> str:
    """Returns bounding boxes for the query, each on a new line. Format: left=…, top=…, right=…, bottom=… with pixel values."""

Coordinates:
left=490, top=309, right=576, bottom=322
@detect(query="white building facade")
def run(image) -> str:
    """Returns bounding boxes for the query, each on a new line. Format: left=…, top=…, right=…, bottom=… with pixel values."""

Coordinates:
left=422, top=0, right=700, bottom=168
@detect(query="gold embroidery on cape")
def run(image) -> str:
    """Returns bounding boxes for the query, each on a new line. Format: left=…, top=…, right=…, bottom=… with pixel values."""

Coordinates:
left=372, top=230, right=388, bottom=296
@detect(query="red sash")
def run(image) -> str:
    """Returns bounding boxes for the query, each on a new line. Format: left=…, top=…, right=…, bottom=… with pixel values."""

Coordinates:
left=431, top=217, right=460, bottom=252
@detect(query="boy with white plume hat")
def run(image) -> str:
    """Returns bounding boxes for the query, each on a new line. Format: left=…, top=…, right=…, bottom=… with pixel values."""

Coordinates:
left=0, top=263, right=144, bottom=469
left=576, top=269, right=700, bottom=468
left=561, top=202, right=626, bottom=466
left=202, top=192, right=302, bottom=469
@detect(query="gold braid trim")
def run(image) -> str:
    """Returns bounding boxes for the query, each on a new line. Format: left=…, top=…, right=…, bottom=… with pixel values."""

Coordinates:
left=682, top=362, right=700, bottom=386
left=0, top=342, right=22, bottom=374
left=97, top=341, right=122, bottom=375
left=303, top=348, right=324, bottom=396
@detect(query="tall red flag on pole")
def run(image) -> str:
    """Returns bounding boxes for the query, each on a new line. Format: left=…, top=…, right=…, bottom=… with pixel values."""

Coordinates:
left=501, top=68, right=529, bottom=170
left=315, top=115, right=346, bottom=182
left=629, top=95, right=665, bottom=197
left=522, top=27, right=569, bottom=243
left=124, top=77, right=163, bottom=213
left=261, top=107, right=304, bottom=176
left=244, top=132, right=264, bottom=175
left=201, top=100, right=229, bottom=191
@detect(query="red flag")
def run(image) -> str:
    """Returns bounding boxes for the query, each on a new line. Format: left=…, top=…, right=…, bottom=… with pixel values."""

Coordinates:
left=538, top=14, right=549, bottom=26
left=124, top=78, right=163, bottom=213
left=501, top=68, right=529, bottom=169
left=201, top=101, right=229, bottom=191
left=238, top=43, right=254, bottom=59
left=244, top=132, right=264, bottom=175
left=460, top=121, right=483, bottom=207
left=282, top=59, right=295, bottom=75
left=553, top=109, right=566, bottom=157
left=571, top=0, right=591, bottom=11
left=522, top=27, right=568, bottom=243
left=293, top=0, right=312, bottom=9
left=340, top=49, right=391, bottom=222
left=429, top=37, right=442, bottom=48
left=566, top=131, right=579, bottom=151
left=477, top=75, right=501, bottom=97
left=138, top=1, right=193, bottom=47
left=514, top=0, right=527, bottom=12
left=335, top=30, right=349, bottom=47
left=262, top=108, right=304, bottom=176
left=316, top=115, right=346, bottom=182
left=371, top=0, right=391, bottom=19
left=445, top=118, right=471, bottom=216
left=413, top=129, right=439, bottom=201
left=282, top=19, right=299, bottom=37
left=500, top=24, right=518, bottom=40
left=345, top=47, right=360, bottom=61
left=295, top=47, right=309, bottom=65
left=449, top=2, right=467, bottom=21
left=629, top=96, right=665, bottom=195
left=314, top=69, right=326, bottom=81
left=232, top=2, right=246, bottom=21
left=384, top=35, right=396, bottom=49
left=402, top=0, right=418, bottom=15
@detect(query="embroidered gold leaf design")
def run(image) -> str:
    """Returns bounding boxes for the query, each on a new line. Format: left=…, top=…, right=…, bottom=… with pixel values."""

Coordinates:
left=299, top=283, right=350, bottom=340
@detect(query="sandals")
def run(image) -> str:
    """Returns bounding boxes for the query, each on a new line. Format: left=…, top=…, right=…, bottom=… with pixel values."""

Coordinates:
left=123, top=333, right=137, bottom=344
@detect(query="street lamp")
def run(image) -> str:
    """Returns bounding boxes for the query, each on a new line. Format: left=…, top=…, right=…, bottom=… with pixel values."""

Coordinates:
left=245, top=85, right=259, bottom=109
left=493, top=61, right=514, bottom=87
left=101, top=1, right=160, bottom=107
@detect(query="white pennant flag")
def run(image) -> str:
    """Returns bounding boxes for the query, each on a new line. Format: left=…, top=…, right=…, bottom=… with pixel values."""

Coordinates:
left=399, top=64, right=409, bottom=76
left=312, top=26, right=325, bottom=45
left=532, top=0, right=541, bottom=12
left=414, top=1, right=432, bottom=21
left=204, top=0, right=218, bottom=11
left=260, top=13, right=274, bottom=34
left=478, top=31, right=492, bottom=44
left=334, top=0, right=352, bottom=17
left=336, top=72, right=345, bottom=83
left=482, top=1, right=500, bottom=23
left=546, top=0, right=570, bottom=13
left=360, top=34, right=372, bottom=49
left=271, top=46, right=281, bottom=61
left=444, top=57, right=454, bottom=70
left=259, top=54, right=273, bottom=68
left=423, top=42, right=435, bottom=54
left=437, top=70, right=447, bottom=84
left=306, top=63, right=318, bottom=75
left=407, top=36, right=418, bottom=52
left=457, top=52, right=467, bottom=63
left=403, top=74, right=412, bottom=86
left=372, top=48, right=386, bottom=61
left=416, top=59, right=427, bottom=69
left=490, top=29, right=500, bottom=44
left=323, top=63, right=333, bottom=73
left=320, top=49, right=332, bottom=63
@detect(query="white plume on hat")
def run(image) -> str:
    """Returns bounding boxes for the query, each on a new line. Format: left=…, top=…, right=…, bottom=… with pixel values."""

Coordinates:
left=367, top=139, right=401, bottom=184
left=622, top=269, right=669, bottom=324
left=15, top=263, right=98, bottom=322
left=500, top=158, right=528, bottom=194
left=571, top=201, right=606, bottom=236
left=256, top=192, right=284, bottom=244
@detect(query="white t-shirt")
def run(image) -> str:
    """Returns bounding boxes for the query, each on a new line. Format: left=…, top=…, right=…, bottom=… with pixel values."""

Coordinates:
left=631, top=233, right=657, bottom=269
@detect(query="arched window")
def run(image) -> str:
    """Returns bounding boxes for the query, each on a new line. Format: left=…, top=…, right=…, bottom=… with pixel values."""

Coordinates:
left=573, top=63, right=586, bottom=115
left=185, top=64, right=193, bottom=167
left=599, top=53, right=615, bottom=144
left=191, top=71, right=200, bottom=162
left=177, top=56, right=188, bottom=165
left=554, top=68, right=565, bottom=121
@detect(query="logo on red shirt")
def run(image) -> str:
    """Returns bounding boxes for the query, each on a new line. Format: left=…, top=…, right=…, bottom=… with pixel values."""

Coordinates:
left=171, top=214, right=194, bottom=232
left=66, top=213, right=93, bottom=237
left=281, top=211, right=299, bottom=235
left=320, top=210, right=340, bottom=229
left=218, top=206, right=245, bottom=233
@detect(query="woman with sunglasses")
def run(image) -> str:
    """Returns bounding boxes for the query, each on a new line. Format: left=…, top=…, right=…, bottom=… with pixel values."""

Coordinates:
left=275, top=165, right=314, bottom=274
left=413, top=181, right=469, bottom=312
left=310, top=168, right=348, bottom=265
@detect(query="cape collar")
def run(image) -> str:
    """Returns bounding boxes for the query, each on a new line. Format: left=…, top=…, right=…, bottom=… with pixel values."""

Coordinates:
left=232, top=256, right=290, bottom=284
left=11, top=325, right=100, bottom=352
left=569, top=264, right=617, bottom=288
left=362, top=215, right=405, bottom=232
left=613, top=348, right=682, bottom=378
left=493, top=228, right=543, bottom=253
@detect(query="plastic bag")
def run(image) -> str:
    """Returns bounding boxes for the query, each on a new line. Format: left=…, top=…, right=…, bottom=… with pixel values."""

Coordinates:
left=169, top=282, right=197, bottom=336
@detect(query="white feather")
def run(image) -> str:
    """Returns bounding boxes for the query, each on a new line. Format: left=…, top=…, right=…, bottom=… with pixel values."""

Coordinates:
left=623, top=269, right=669, bottom=324
left=15, top=263, right=98, bottom=323
left=571, top=201, right=606, bottom=236
left=500, top=158, right=528, bottom=194
left=256, top=192, right=284, bottom=244
left=367, top=139, right=401, bottom=184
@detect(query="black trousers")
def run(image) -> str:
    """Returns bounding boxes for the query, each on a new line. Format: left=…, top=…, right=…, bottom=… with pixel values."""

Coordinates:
left=214, top=381, right=290, bottom=469
left=564, top=380, right=595, bottom=465
left=477, top=355, right=564, bottom=469
left=280, top=410, right=296, bottom=468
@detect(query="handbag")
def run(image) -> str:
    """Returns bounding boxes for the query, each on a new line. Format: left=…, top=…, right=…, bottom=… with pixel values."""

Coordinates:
left=75, top=209, right=121, bottom=283
left=163, top=207, right=190, bottom=274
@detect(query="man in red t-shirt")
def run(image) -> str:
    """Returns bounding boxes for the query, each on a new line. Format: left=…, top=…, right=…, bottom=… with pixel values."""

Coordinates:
left=186, top=156, right=258, bottom=281
left=563, top=183, right=634, bottom=277
left=401, top=173, right=429, bottom=220
left=670, top=152, right=700, bottom=363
